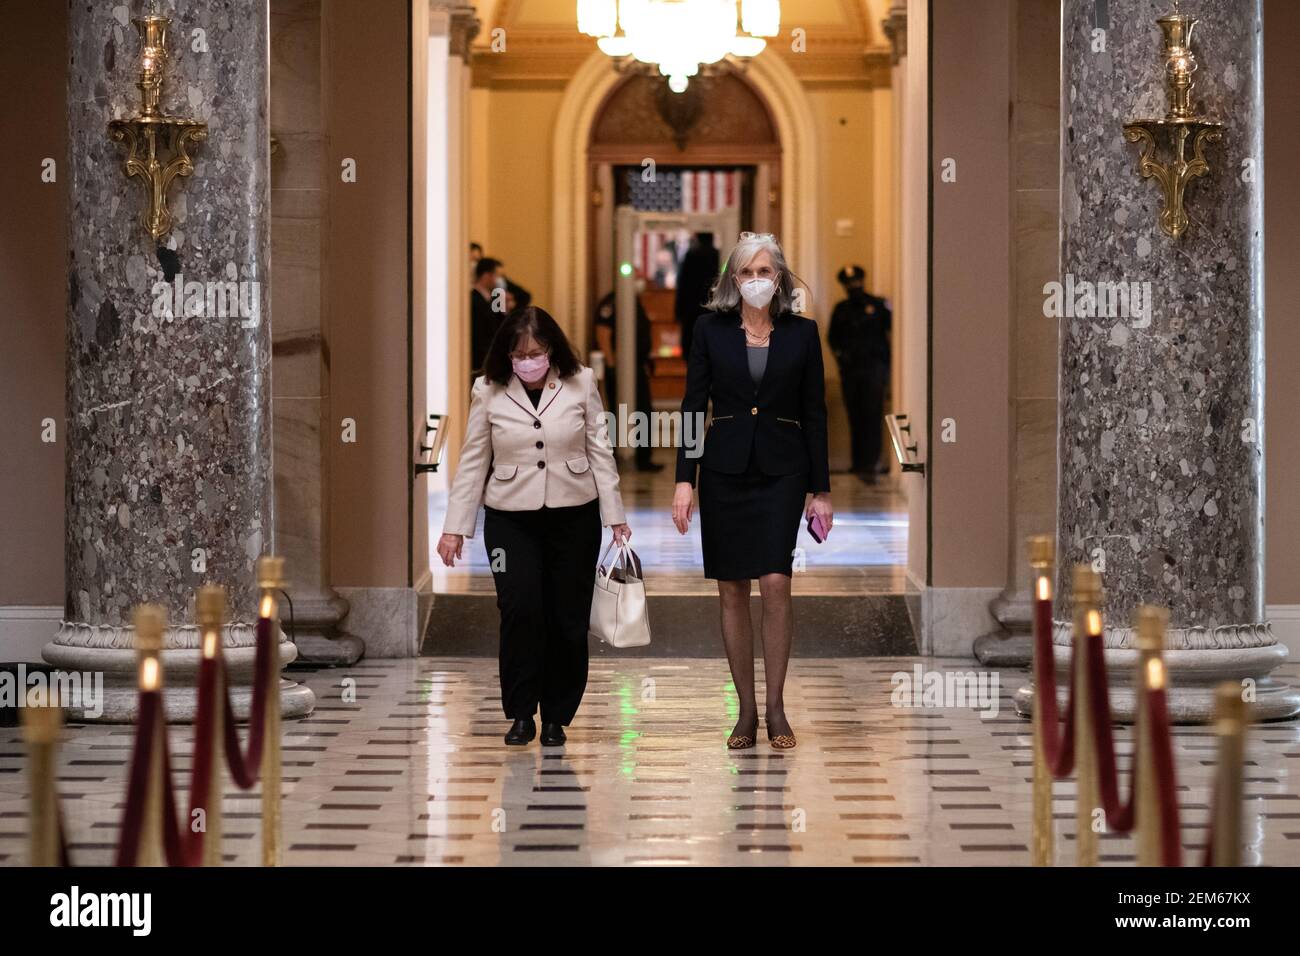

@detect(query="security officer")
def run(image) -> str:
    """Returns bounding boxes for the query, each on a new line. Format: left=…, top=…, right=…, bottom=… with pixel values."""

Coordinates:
left=828, top=265, right=892, bottom=482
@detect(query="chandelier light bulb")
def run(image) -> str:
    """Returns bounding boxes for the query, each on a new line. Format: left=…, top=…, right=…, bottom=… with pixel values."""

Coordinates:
left=585, top=0, right=776, bottom=83
left=741, top=0, right=781, bottom=38
left=577, top=0, right=618, bottom=37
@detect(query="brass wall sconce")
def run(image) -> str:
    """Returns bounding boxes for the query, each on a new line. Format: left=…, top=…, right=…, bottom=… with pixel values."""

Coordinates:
left=108, top=15, right=208, bottom=241
left=1122, top=12, right=1223, bottom=240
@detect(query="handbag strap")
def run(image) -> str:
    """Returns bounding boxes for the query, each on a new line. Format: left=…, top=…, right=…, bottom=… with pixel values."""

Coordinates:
left=597, top=537, right=641, bottom=582
left=597, top=538, right=619, bottom=582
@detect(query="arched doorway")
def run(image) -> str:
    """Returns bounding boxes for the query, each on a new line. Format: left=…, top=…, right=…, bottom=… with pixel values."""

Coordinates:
left=550, top=51, right=822, bottom=348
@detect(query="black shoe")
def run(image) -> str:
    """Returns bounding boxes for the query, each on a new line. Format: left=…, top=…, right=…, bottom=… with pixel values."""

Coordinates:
left=540, top=722, right=567, bottom=747
left=504, top=718, right=536, bottom=746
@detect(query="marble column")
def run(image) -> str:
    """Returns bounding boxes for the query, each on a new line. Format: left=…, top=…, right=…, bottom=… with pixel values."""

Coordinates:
left=1018, top=0, right=1297, bottom=721
left=48, top=0, right=315, bottom=721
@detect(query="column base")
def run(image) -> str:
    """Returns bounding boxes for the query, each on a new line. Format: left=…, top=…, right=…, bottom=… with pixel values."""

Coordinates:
left=973, top=587, right=1034, bottom=666
left=1014, top=637, right=1300, bottom=723
left=281, top=588, right=365, bottom=666
left=42, top=622, right=317, bottom=723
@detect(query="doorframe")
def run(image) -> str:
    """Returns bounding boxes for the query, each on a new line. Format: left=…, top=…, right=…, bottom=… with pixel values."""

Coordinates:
left=609, top=206, right=741, bottom=458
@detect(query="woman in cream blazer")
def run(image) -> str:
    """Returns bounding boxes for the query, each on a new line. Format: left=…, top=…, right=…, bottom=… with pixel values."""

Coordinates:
left=438, top=306, right=630, bottom=747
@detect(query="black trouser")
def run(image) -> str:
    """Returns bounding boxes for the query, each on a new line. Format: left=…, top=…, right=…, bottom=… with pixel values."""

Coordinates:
left=482, top=499, right=602, bottom=725
left=842, top=367, right=887, bottom=473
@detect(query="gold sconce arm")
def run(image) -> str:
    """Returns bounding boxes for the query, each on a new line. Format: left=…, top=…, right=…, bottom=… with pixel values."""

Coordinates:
left=1122, top=12, right=1224, bottom=240
left=107, top=15, right=208, bottom=241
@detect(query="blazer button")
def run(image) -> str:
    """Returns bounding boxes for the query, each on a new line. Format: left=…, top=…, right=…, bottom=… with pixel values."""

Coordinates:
left=535, top=440, right=544, bottom=449
left=537, top=460, right=546, bottom=469
left=751, top=406, right=758, bottom=415
left=532, top=420, right=541, bottom=429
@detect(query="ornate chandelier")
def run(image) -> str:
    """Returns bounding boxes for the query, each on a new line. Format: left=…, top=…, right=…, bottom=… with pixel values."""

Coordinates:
left=578, top=0, right=780, bottom=92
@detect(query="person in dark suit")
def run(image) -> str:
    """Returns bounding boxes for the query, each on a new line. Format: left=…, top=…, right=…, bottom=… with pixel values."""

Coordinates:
left=829, top=264, right=892, bottom=482
left=471, top=257, right=505, bottom=376
left=674, top=232, right=720, bottom=359
left=671, top=232, right=832, bottom=752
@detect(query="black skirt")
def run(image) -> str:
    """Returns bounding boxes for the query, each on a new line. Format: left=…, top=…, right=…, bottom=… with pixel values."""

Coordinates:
left=698, top=454, right=809, bottom=580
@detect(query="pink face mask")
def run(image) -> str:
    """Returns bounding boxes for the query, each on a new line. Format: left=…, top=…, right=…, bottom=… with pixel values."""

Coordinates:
left=512, top=353, right=550, bottom=382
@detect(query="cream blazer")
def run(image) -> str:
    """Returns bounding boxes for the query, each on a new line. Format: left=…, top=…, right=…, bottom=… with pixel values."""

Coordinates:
left=442, top=365, right=627, bottom=537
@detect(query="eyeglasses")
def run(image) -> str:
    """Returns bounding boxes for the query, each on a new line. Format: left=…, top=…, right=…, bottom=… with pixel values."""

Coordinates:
left=510, top=348, right=549, bottom=361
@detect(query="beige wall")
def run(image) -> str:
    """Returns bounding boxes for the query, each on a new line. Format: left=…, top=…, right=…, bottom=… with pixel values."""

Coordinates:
left=1003, top=0, right=1060, bottom=596
left=928, top=0, right=1013, bottom=589
left=0, top=1, right=66, bottom=609
left=478, top=89, right=565, bottom=311
left=324, top=0, right=413, bottom=588
left=809, top=87, right=879, bottom=311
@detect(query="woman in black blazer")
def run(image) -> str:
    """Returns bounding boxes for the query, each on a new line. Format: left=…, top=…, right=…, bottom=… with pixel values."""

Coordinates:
left=671, top=232, right=833, bottom=750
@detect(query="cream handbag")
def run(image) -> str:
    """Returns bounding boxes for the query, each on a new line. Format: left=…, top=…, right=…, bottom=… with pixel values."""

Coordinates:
left=589, top=539, right=652, bottom=648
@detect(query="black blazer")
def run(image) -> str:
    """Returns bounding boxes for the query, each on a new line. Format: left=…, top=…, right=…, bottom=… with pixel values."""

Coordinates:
left=675, top=311, right=831, bottom=493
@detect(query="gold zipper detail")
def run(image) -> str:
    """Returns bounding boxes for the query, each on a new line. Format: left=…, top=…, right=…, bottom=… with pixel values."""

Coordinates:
left=711, top=414, right=734, bottom=421
left=776, top=417, right=802, bottom=427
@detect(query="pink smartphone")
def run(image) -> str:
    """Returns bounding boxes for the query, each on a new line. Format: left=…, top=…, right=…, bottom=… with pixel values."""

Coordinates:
left=807, top=513, right=829, bottom=543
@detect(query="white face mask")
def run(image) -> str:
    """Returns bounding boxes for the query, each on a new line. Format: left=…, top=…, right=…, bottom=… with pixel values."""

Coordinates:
left=738, top=276, right=777, bottom=310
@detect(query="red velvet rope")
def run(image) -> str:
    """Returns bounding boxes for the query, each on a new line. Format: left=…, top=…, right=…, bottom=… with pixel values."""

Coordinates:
left=114, top=689, right=161, bottom=867
left=42, top=607, right=277, bottom=867
left=1084, top=632, right=1137, bottom=832
left=1033, top=596, right=1076, bottom=776
left=1035, top=588, right=1190, bottom=865
left=222, top=615, right=273, bottom=788
left=57, top=804, right=72, bottom=867
left=1146, top=686, right=1183, bottom=867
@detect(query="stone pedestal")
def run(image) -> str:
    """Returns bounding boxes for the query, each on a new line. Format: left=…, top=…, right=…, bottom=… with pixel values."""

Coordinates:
left=50, top=0, right=313, bottom=721
left=1018, top=0, right=1298, bottom=722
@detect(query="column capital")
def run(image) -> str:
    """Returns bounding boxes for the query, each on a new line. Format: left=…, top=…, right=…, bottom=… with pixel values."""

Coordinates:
left=429, top=1, right=480, bottom=58
left=882, top=1, right=907, bottom=66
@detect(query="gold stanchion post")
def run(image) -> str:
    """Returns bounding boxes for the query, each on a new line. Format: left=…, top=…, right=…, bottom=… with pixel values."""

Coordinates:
left=257, top=555, right=285, bottom=867
left=1072, top=565, right=1102, bottom=866
left=1133, top=605, right=1168, bottom=867
left=1211, top=681, right=1246, bottom=867
left=20, top=687, right=63, bottom=867
left=197, top=585, right=227, bottom=867
left=1029, top=535, right=1055, bottom=867
left=135, top=604, right=168, bottom=867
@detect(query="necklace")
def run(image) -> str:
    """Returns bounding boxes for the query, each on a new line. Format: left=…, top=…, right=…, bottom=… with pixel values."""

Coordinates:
left=743, top=320, right=772, bottom=346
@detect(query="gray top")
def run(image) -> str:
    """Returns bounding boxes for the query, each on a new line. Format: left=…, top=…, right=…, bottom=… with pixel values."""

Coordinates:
left=746, top=345, right=768, bottom=387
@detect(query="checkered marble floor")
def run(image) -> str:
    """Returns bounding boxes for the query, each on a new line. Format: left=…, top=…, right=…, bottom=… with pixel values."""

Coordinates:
left=2, top=657, right=1298, bottom=867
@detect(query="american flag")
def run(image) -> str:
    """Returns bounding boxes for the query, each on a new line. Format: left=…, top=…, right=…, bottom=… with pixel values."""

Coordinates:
left=626, top=169, right=739, bottom=281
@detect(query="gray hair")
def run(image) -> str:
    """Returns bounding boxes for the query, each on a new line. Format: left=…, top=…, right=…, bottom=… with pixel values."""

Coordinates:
left=703, top=232, right=804, bottom=317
